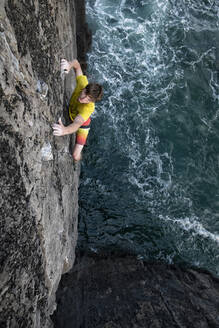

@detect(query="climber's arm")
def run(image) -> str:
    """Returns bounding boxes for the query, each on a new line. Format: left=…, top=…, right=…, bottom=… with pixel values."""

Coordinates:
left=52, top=115, right=85, bottom=136
left=60, top=59, right=83, bottom=76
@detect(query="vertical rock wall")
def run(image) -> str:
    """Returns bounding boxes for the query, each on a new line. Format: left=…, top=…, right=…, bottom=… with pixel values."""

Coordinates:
left=0, top=0, right=80, bottom=327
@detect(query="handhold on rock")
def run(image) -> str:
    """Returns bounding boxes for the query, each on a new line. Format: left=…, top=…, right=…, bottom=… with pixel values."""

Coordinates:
left=0, top=23, right=4, bottom=33
left=36, top=80, right=48, bottom=99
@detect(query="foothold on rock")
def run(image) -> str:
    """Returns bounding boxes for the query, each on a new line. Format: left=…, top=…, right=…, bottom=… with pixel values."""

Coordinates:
left=41, top=142, right=53, bottom=161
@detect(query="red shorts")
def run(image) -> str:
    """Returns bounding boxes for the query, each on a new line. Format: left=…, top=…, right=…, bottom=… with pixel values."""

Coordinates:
left=76, top=118, right=91, bottom=146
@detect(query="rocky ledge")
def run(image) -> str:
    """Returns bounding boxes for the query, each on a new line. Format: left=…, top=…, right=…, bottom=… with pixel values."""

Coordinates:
left=52, top=254, right=219, bottom=328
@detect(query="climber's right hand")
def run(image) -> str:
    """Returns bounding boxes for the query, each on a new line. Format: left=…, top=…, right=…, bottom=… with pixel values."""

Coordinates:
left=60, top=59, right=71, bottom=74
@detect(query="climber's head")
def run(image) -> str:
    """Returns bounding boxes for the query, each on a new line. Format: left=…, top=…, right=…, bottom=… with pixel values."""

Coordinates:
left=78, top=83, right=103, bottom=103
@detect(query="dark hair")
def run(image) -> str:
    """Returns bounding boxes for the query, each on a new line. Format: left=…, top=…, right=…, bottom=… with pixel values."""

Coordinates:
left=85, top=83, right=103, bottom=102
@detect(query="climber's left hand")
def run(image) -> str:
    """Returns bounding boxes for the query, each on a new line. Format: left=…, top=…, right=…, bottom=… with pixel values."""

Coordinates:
left=53, top=118, right=67, bottom=136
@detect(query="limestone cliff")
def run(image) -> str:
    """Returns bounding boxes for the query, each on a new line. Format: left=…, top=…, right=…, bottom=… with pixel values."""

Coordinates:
left=0, top=1, right=81, bottom=327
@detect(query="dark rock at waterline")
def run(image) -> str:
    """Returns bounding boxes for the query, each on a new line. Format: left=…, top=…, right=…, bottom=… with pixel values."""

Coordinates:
left=75, top=0, right=92, bottom=74
left=52, top=254, right=219, bottom=328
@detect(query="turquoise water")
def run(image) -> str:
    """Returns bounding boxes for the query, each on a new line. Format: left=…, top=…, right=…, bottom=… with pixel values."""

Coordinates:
left=78, top=0, right=219, bottom=275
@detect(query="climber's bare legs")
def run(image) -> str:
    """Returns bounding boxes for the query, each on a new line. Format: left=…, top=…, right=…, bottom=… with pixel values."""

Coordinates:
left=73, top=144, right=83, bottom=161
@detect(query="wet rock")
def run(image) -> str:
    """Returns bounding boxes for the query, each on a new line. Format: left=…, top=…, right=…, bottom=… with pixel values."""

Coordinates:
left=52, top=254, right=219, bottom=328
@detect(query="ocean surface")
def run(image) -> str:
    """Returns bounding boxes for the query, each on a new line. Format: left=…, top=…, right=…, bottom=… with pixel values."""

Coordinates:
left=78, top=0, right=219, bottom=276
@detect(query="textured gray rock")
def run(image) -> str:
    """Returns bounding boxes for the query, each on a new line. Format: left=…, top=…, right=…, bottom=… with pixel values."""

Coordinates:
left=52, top=254, right=219, bottom=328
left=0, top=0, right=80, bottom=327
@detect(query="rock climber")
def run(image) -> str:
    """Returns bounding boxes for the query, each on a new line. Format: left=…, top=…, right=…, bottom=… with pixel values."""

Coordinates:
left=52, top=59, right=103, bottom=161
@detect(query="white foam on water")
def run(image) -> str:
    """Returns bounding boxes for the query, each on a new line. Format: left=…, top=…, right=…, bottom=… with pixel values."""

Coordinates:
left=159, top=214, right=219, bottom=245
left=209, top=70, right=219, bottom=103
left=86, top=0, right=219, bottom=197
left=84, top=0, right=219, bottom=272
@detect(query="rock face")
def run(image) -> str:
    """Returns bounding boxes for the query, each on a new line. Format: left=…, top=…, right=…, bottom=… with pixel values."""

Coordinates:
left=0, top=0, right=84, bottom=326
left=52, top=254, right=219, bottom=328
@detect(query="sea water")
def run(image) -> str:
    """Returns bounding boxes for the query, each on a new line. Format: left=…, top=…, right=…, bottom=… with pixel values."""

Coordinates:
left=78, top=0, right=219, bottom=275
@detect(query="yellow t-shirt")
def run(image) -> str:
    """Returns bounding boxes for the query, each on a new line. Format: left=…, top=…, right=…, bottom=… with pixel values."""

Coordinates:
left=69, top=75, right=95, bottom=122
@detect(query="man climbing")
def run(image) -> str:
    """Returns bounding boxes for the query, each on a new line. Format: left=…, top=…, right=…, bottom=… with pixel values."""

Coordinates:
left=53, top=59, right=103, bottom=161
